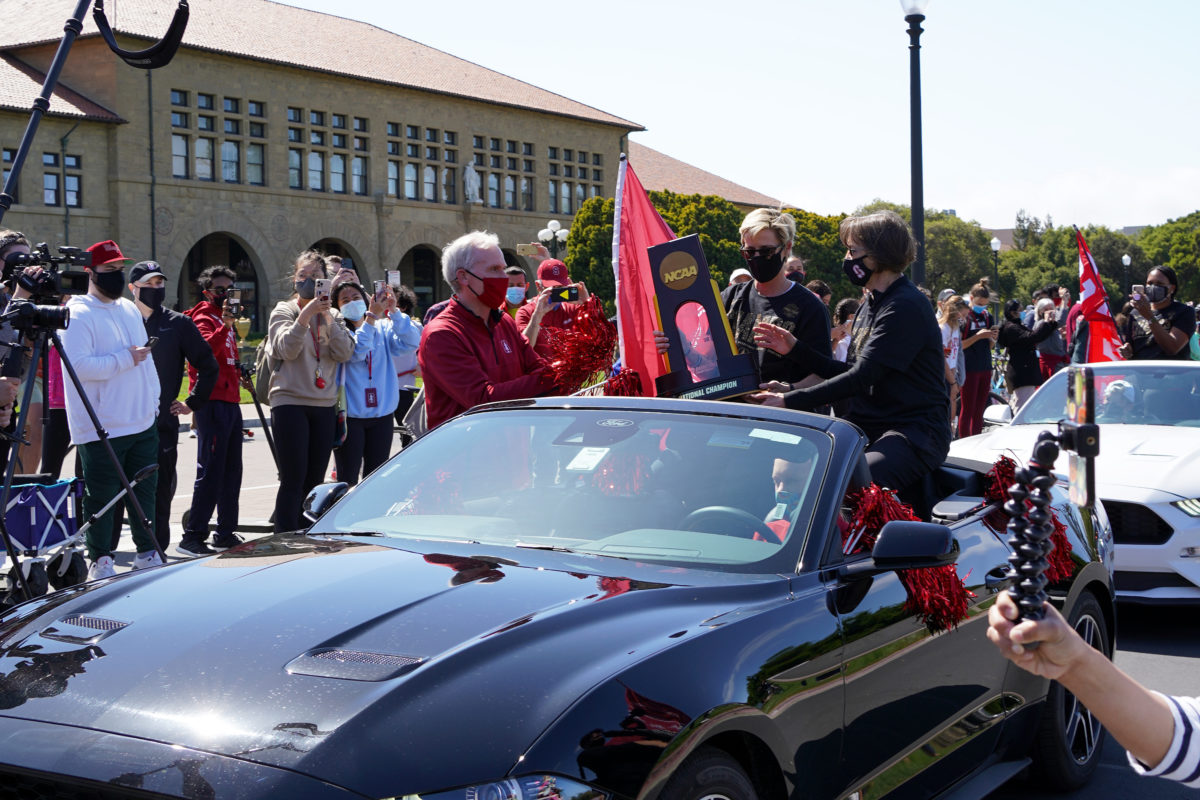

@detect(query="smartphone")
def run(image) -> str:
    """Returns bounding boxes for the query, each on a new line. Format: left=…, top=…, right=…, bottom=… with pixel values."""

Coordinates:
left=1065, top=365, right=1096, bottom=507
left=387, top=269, right=401, bottom=289
left=549, top=285, right=579, bottom=303
left=1131, top=284, right=1144, bottom=300
left=374, top=279, right=387, bottom=297
left=228, top=289, right=241, bottom=304
left=145, top=336, right=159, bottom=348
left=516, top=243, right=538, bottom=256
left=314, top=278, right=332, bottom=299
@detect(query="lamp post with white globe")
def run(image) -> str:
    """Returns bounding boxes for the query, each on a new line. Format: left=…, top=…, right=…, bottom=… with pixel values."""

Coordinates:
left=537, top=219, right=570, bottom=259
left=902, top=0, right=931, bottom=288
left=990, top=236, right=1002, bottom=316
left=1122, top=253, right=1132, bottom=294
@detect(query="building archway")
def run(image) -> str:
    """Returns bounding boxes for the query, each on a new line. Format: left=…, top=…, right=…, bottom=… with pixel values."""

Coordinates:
left=309, top=238, right=367, bottom=281
left=398, top=244, right=442, bottom=315
left=179, top=233, right=264, bottom=331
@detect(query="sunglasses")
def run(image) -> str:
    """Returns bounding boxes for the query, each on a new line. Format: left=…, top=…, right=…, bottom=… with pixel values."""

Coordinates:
left=739, top=245, right=781, bottom=259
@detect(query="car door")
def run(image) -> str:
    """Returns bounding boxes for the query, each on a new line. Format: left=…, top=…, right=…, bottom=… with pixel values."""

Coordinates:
left=828, top=513, right=1014, bottom=800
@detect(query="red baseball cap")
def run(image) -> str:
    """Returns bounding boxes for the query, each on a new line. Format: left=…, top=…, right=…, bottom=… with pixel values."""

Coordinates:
left=537, top=259, right=570, bottom=287
left=86, top=240, right=131, bottom=268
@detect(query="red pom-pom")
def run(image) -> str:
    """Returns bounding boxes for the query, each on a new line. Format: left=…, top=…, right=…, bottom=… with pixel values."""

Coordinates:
left=984, top=455, right=1017, bottom=505
left=986, top=455, right=1074, bottom=583
left=844, top=483, right=973, bottom=633
left=542, top=295, right=619, bottom=394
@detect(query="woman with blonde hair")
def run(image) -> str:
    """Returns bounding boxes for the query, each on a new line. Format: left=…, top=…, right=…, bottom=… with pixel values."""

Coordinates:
left=266, top=250, right=354, bottom=531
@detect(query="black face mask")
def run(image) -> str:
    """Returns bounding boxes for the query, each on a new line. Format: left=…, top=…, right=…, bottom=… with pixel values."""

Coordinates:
left=295, top=278, right=316, bottom=300
left=138, top=285, right=166, bottom=310
left=92, top=269, right=126, bottom=300
left=744, top=250, right=784, bottom=283
left=1145, top=284, right=1169, bottom=304
left=207, top=287, right=229, bottom=308
left=842, top=255, right=872, bottom=287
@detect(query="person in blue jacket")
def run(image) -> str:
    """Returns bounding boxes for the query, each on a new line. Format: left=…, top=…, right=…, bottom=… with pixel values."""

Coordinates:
left=332, top=281, right=420, bottom=484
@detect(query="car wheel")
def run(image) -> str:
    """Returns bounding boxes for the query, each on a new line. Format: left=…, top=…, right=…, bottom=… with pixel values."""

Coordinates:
left=662, top=747, right=757, bottom=800
left=47, top=551, right=88, bottom=590
left=1030, top=590, right=1110, bottom=790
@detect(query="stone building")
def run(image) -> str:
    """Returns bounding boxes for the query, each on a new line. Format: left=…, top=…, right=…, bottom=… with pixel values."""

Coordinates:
left=0, top=0, right=640, bottom=326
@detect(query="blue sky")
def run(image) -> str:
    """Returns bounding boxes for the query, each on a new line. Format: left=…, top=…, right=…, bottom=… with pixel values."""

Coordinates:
left=282, top=0, right=1199, bottom=231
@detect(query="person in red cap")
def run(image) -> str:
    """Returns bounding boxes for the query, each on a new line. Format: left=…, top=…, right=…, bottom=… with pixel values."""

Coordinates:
left=59, top=240, right=160, bottom=580
left=514, top=256, right=591, bottom=360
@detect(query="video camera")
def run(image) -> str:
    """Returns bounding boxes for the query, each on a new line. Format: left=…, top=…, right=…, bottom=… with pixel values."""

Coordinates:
left=3, top=242, right=92, bottom=301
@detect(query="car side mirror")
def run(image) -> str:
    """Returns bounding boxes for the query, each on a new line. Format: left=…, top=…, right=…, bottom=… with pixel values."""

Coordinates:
left=303, top=482, right=349, bottom=523
left=982, top=403, right=1013, bottom=429
left=839, top=520, right=959, bottom=579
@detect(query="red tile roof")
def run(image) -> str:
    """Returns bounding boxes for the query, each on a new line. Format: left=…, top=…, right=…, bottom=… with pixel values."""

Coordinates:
left=627, top=140, right=782, bottom=209
left=0, top=53, right=122, bottom=121
left=0, top=0, right=640, bottom=129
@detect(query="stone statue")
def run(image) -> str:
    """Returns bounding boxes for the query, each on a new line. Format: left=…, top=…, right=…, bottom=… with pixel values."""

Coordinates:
left=464, top=163, right=483, bottom=205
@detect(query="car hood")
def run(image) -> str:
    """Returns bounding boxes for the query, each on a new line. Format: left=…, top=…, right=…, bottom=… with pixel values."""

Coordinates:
left=0, top=534, right=788, bottom=797
left=951, top=423, right=1200, bottom=498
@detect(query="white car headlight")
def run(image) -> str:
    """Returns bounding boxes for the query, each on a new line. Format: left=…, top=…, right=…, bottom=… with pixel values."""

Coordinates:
left=391, top=774, right=607, bottom=800
left=1171, top=498, right=1200, bottom=517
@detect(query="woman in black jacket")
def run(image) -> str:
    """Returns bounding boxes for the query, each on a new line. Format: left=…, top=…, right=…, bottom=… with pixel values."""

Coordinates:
left=998, top=298, right=1058, bottom=412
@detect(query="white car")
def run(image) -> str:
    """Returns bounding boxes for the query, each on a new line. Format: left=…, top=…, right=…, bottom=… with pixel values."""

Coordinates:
left=951, top=360, right=1200, bottom=604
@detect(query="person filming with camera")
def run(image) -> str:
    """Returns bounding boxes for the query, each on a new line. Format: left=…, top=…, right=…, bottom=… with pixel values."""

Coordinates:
left=58, top=240, right=160, bottom=580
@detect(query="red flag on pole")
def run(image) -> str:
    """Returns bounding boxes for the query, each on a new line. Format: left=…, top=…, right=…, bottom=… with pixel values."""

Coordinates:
left=612, top=154, right=675, bottom=396
left=1075, top=228, right=1124, bottom=363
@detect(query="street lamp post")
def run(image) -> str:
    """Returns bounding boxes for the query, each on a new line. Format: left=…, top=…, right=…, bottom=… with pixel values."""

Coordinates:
left=902, top=0, right=931, bottom=288
left=1121, top=253, right=1132, bottom=294
left=537, top=219, right=570, bottom=259
left=989, top=236, right=1002, bottom=316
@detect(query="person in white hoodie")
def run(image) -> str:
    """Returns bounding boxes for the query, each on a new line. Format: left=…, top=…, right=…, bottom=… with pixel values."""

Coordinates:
left=59, top=240, right=159, bottom=580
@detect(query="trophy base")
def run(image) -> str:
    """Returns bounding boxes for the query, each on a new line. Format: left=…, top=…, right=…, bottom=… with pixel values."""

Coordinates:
left=655, top=353, right=760, bottom=401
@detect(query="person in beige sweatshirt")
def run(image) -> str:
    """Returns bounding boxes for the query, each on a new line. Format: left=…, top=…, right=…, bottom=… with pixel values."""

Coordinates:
left=266, top=250, right=353, bottom=531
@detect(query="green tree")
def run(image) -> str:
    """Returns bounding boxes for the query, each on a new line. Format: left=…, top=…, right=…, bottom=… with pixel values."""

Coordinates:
left=563, top=196, right=616, bottom=313
left=784, top=206, right=848, bottom=298
left=1135, top=210, right=1200, bottom=300
left=647, top=190, right=744, bottom=285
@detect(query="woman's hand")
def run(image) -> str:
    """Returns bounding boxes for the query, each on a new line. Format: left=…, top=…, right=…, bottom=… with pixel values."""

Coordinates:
left=652, top=330, right=669, bottom=355
left=1131, top=293, right=1154, bottom=320
left=759, top=380, right=791, bottom=393
left=986, top=592, right=1090, bottom=681
left=753, top=321, right=796, bottom=355
left=745, top=391, right=784, bottom=407
left=369, top=288, right=390, bottom=317
left=1118, top=342, right=1133, bottom=359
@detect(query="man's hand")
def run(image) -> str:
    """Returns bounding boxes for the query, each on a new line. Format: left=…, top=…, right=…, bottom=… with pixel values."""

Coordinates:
left=129, top=345, right=152, bottom=365
left=11, top=266, right=44, bottom=301
left=531, top=287, right=553, bottom=321
left=533, top=242, right=550, bottom=262
left=759, top=380, right=791, bottom=393
left=753, top=321, right=797, bottom=355
left=170, top=400, right=192, bottom=416
left=570, top=281, right=590, bottom=305
left=1118, top=342, right=1133, bottom=359
left=652, top=330, right=669, bottom=355
left=0, top=378, right=17, bottom=426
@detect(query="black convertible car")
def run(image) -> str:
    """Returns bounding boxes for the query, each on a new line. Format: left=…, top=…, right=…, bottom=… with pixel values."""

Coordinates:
left=0, top=398, right=1115, bottom=800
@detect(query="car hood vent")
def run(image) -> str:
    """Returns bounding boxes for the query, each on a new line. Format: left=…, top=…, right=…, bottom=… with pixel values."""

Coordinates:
left=40, top=614, right=130, bottom=644
left=285, top=648, right=424, bottom=682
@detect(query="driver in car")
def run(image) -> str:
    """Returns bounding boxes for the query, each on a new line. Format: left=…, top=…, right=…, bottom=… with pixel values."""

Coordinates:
left=1097, top=379, right=1136, bottom=423
left=758, top=451, right=817, bottom=543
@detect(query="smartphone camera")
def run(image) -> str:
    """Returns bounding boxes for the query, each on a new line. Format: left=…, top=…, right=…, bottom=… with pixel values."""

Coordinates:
left=550, top=286, right=579, bottom=303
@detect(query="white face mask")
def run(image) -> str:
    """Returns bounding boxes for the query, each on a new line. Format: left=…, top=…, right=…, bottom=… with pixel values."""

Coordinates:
left=340, top=299, right=367, bottom=321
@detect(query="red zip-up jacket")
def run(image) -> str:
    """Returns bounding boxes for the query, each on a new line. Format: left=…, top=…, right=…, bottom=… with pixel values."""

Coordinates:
left=418, top=296, right=557, bottom=430
left=185, top=300, right=241, bottom=404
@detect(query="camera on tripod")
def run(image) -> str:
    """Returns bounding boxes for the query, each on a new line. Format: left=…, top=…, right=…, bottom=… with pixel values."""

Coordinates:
left=3, top=242, right=91, bottom=302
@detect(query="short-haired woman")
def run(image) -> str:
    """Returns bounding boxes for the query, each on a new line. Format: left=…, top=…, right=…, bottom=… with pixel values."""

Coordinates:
left=750, top=211, right=950, bottom=497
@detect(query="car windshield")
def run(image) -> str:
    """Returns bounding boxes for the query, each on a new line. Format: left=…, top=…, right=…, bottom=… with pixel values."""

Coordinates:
left=1017, top=364, right=1200, bottom=426
left=312, top=408, right=832, bottom=568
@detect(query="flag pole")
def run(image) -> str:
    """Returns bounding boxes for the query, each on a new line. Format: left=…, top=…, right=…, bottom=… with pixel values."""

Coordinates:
left=611, top=153, right=629, bottom=366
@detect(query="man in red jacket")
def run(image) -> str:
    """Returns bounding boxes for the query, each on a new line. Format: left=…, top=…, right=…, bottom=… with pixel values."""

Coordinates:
left=180, top=265, right=246, bottom=555
left=514, top=258, right=590, bottom=360
left=418, top=231, right=558, bottom=430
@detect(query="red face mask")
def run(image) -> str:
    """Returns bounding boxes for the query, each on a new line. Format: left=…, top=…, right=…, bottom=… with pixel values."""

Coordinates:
left=464, top=270, right=509, bottom=309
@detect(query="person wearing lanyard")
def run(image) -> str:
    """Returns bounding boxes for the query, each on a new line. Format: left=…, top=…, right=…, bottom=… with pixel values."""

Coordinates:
left=332, top=281, right=419, bottom=485
left=266, top=250, right=353, bottom=532
left=390, top=285, right=423, bottom=446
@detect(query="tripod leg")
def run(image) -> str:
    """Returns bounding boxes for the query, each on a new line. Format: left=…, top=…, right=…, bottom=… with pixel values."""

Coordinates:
left=0, top=336, right=45, bottom=601
left=51, top=332, right=169, bottom=563
left=246, top=384, right=279, bottom=476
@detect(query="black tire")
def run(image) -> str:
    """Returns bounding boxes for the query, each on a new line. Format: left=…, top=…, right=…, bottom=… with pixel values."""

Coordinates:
left=47, top=551, right=87, bottom=590
left=6, top=560, right=49, bottom=598
left=661, top=746, right=757, bottom=800
left=1030, top=591, right=1110, bottom=790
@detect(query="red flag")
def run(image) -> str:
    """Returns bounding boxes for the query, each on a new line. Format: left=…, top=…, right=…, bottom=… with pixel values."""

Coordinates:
left=1075, top=228, right=1124, bottom=363
left=612, top=155, right=675, bottom=396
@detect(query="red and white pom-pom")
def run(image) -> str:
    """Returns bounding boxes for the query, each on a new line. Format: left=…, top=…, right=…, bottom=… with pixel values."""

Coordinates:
left=603, top=367, right=644, bottom=397
left=845, top=484, right=973, bottom=633
left=541, top=295, right=619, bottom=394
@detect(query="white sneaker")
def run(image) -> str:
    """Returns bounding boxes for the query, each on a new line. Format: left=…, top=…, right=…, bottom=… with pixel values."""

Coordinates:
left=132, top=550, right=164, bottom=570
left=88, top=555, right=116, bottom=581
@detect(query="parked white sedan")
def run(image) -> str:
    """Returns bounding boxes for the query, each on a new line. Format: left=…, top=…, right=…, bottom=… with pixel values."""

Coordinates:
left=952, top=360, right=1200, bottom=604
